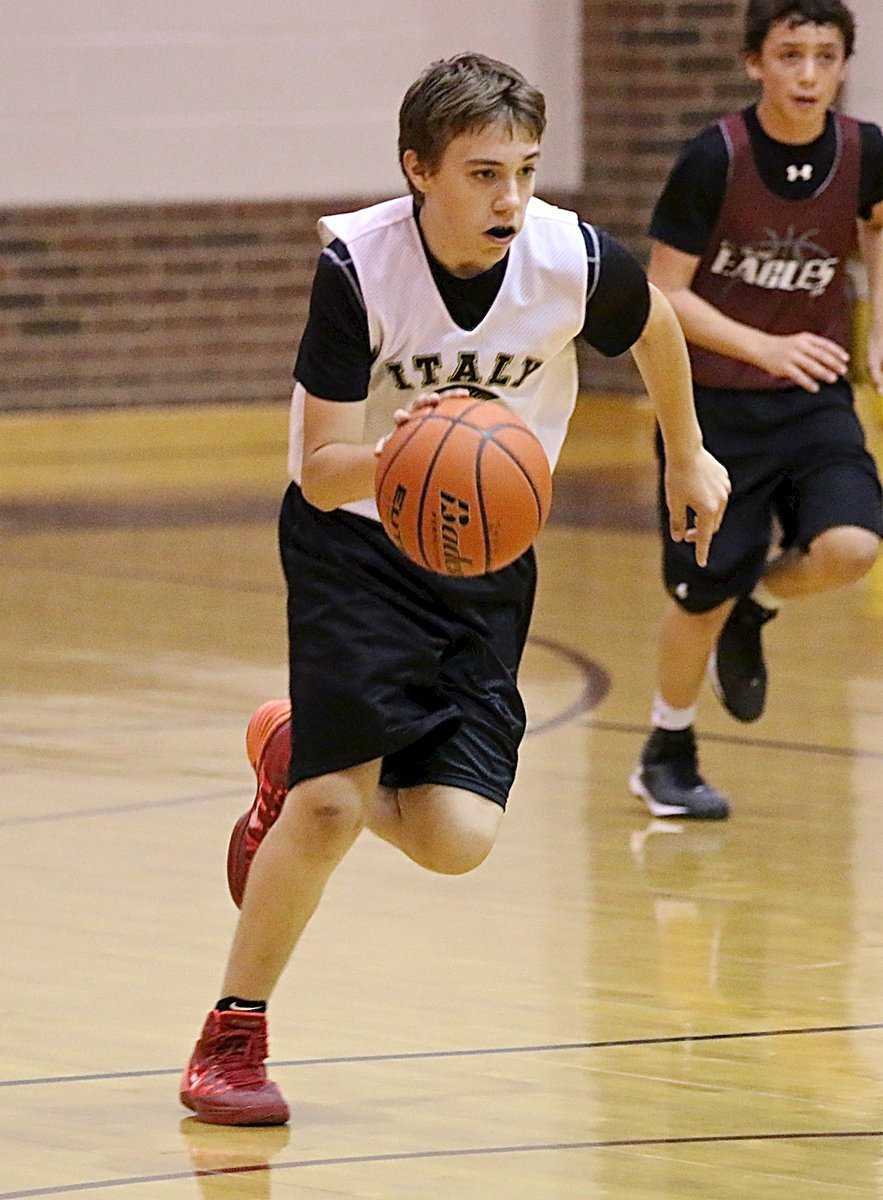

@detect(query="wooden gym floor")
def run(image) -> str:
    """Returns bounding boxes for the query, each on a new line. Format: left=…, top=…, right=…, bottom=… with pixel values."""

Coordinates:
left=1, top=391, right=883, bottom=1199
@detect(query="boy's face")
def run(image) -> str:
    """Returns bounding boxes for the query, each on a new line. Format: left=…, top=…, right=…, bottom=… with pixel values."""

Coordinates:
left=403, top=121, right=540, bottom=278
left=747, top=18, right=848, bottom=135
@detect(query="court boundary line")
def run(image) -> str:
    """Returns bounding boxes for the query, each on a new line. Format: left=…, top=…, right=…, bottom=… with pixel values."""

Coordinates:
left=3, top=1022, right=881, bottom=1089
left=0, top=788, right=246, bottom=829
left=2, top=1127, right=882, bottom=1199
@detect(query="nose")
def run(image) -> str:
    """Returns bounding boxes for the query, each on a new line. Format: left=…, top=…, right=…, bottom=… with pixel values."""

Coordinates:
left=798, top=54, right=818, bottom=84
left=493, top=175, right=520, bottom=213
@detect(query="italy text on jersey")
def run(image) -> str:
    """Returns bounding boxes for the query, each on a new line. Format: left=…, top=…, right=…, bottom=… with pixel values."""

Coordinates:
left=384, top=351, right=543, bottom=393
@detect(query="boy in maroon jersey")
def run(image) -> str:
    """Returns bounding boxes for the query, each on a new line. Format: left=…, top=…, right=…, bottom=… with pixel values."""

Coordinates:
left=631, top=0, right=883, bottom=819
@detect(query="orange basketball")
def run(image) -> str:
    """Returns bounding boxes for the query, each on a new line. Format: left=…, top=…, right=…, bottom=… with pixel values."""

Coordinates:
left=375, top=395, right=553, bottom=577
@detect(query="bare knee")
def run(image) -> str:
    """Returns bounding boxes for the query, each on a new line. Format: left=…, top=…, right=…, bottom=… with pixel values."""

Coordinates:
left=807, top=527, right=880, bottom=588
left=669, top=597, right=735, bottom=636
left=413, top=826, right=497, bottom=875
left=280, top=780, right=365, bottom=861
left=400, top=788, right=503, bottom=875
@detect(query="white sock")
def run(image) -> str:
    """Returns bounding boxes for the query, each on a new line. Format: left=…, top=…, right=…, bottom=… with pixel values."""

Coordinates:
left=752, top=580, right=781, bottom=611
left=651, top=693, right=697, bottom=731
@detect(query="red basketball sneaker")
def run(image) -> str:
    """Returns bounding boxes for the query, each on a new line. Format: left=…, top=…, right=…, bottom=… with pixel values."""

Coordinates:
left=226, top=700, right=292, bottom=908
left=180, top=1009, right=289, bottom=1126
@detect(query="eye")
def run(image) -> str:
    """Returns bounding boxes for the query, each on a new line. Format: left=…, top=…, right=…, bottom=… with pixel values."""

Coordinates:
left=519, top=164, right=537, bottom=177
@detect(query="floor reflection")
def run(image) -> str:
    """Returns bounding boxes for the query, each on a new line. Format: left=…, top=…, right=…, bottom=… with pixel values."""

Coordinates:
left=180, top=1118, right=291, bottom=1199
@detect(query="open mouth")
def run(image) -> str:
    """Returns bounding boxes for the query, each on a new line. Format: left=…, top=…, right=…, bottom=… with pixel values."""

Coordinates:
left=486, top=225, right=516, bottom=241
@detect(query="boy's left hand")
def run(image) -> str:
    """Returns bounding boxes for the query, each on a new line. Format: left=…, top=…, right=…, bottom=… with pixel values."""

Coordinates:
left=374, top=389, right=473, bottom=456
left=664, top=448, right=731, bottom=568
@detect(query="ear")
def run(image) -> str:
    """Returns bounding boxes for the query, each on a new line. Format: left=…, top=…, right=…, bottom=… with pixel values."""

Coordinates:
left=744, top=52, right=762, bottom=83
left=402, top=148, right=432, bottom=198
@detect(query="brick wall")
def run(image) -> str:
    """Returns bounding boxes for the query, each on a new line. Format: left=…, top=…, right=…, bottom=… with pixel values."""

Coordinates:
left=0, top=4, right=753, bottom=413
left=578, top=0, right=755, bottom=390
left=0, top=200, right=345, bottom=412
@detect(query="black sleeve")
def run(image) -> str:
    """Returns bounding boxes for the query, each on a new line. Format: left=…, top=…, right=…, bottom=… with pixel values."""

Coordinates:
left=648, top=125, right=730, bottom=255
left=578, top=227, right=650, bottom=357
left=859, top=121, right=883, bottom=221
left=292, top=238, right=373, bottom=401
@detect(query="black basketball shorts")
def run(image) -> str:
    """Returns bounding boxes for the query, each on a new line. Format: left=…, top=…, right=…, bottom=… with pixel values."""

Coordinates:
left=277, top=484, right=537, bottom=807
left=657, top=379, right=883, bottom=613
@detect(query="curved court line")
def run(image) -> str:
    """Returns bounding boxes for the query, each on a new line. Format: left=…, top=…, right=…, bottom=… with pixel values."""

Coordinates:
left=0, top=635, right=606, bottom=834
left=3, top=1022, right=881, bottom=1089
left=2, top=1128, right=882, bottom=1199
left=524, top=635, right=610, bottom=735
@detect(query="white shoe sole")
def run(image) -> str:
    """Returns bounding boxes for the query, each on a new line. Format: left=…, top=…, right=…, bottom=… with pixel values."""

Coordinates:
left=628, top=769, right=690, bottom=818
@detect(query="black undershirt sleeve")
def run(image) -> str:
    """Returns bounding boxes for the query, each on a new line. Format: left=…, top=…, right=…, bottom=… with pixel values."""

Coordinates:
left=859, top=121, right=883, bottom=220
left=649, top=126, right=728, bottom=256
left=579, top=227, right=651, bottom=357
left=293, top=239, right=372, bottom=401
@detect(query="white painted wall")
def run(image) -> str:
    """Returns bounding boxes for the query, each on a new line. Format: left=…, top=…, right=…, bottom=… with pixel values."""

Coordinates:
left=844, top=0, right=883, bottom=124
left=0, top=0, right=581, bottom=206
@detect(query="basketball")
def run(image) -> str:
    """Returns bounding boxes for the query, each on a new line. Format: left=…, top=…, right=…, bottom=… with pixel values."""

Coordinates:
left=375, top=395, right=553, bottom=577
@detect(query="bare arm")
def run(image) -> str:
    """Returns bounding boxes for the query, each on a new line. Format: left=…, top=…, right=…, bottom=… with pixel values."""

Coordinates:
left=299, top=392, right=376, bottom=511
left=648, top=240, right=849, bottom=393
left=631, top=283, right=730, bottom=567
left=300, top=389, right=468, bottom=511
left=858, top=198, right=883, bottom=392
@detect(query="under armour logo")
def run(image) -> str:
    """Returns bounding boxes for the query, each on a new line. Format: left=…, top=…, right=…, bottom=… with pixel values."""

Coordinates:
left=786, top=163, right=813, bottom=183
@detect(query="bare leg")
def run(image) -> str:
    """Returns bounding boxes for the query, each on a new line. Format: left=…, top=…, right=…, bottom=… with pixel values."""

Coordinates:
left=656, top=597, right=735, bottom=709
left=222, top=759, right=381, bottom=1000
left=367, top=783, right=503, bottom=874
left=762, top=526, right=879, bottom=600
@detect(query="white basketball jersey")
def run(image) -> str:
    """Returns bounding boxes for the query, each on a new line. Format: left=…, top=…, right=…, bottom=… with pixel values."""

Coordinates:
left=289, top=195, right=589, bottom=521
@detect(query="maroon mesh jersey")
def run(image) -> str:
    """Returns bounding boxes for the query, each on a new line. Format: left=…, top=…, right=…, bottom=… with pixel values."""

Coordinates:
left=689, top=111, right=861, bottom=391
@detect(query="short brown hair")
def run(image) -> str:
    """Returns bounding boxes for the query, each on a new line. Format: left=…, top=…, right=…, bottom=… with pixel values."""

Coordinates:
left=743, top=0, right=856, bottom=57
left=398, top=52, right=546, bottom=202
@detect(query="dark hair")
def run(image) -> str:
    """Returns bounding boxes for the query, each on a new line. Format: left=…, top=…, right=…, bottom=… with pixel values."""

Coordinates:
left=743, top=0, right=856, bottom=57
left=398, top=52, right=546, bottom=202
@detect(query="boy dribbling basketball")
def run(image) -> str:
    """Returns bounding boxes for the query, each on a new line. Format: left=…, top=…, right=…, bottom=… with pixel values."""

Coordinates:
left=181, top=51, right=730, bottom=1125
left=630, top=0, right=883, bottom=822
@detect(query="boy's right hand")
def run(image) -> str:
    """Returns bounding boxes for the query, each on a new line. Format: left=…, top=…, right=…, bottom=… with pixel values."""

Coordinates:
left=664, top=447, right=731, bottom=569
left=756, top=331, right=850, bottom=392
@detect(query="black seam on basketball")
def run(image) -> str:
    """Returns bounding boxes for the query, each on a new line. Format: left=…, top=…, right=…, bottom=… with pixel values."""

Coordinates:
left=380, top=402, right=485, bottom=502
left=416, top=417, right=464, bottom=570
left=481, top=435, right=548, bottom=521
left=474, top=438, right=491, bottom=573
left=375, top=416, right=428, bottom=498
left=459, top=419, right=527, bottom=434
left=452, top=400, right=485, bottom=424
left=450, top=417, right=546, bottom=510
